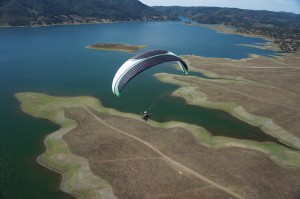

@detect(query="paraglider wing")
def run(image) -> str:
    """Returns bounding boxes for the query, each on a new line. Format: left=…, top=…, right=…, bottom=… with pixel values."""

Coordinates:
left=112, top=50, right=188, bottom=96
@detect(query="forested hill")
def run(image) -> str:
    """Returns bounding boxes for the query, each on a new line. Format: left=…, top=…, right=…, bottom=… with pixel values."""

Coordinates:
left=0, top=0, right=168, bottom=26
left=155, top=6, right=300, bottom=52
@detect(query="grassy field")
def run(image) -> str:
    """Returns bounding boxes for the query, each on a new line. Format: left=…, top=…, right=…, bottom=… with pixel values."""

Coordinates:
left=16, top=91, right=300, bottom=199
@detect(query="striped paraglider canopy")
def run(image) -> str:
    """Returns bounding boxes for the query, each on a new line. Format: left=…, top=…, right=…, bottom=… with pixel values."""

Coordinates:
left=112, top=50, right=188, bottom=97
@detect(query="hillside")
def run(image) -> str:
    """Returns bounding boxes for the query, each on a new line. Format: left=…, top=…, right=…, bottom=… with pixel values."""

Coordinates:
left=0, top=0, right=168, bottom=26
left=155, top=6, right=300, bottom=52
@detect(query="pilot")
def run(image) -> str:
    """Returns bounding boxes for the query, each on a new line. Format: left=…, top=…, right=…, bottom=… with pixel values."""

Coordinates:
left=142, top=110, right=151, bottom=121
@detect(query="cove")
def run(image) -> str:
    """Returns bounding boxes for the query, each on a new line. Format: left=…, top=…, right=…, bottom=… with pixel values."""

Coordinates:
left=102, top=67, right=285, bottom=145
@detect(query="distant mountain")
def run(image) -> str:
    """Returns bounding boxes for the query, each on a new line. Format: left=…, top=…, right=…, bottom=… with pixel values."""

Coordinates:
left=154, top=6, right=300, bottom=27
left=155, top=6, right=300, bottom=52
left=0, top=0, right=168, bottom=26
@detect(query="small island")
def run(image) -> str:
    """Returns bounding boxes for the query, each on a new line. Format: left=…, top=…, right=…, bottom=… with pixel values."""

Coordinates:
left=87, top=43, right=146, bottom=53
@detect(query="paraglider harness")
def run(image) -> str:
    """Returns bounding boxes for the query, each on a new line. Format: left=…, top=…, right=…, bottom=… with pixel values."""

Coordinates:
left=141, top=110, right=151, bottom=121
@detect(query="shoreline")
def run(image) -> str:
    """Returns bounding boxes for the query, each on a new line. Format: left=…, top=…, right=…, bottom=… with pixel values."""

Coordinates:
left=0, top=19, right=168, bottom=29
left=1, top=20, right=283, bottom=53
left=0, top=21, right=113, bottom=28
left=37, top=154, right=78, bottom=199
left=16, top=90, right=300, bottom=199
left=16, top=93, right=117, bottom=199
left=188, top=23, right=282, bottom=52
left=1, top=20, right=294, bottom=54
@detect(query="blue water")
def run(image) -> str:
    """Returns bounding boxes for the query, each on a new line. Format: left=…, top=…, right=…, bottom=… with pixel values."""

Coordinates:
left=0, top=21, right=277, bottom=198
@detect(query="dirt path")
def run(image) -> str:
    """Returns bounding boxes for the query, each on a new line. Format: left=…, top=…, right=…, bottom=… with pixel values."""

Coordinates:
left=82, top=106, right=246, bottom=199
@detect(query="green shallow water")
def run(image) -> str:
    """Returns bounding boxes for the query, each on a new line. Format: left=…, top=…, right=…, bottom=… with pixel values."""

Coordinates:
left=0, top=21, right=280, bottom=198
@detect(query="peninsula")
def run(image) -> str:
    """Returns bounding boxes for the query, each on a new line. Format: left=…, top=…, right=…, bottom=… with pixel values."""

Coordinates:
left=87, top=43, right=146, bottom=53
left=16, top=51, right=300, bottom=198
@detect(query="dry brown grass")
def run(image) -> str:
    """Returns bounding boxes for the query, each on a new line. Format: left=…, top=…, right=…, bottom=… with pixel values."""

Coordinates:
left=181, top=53, right=300, bottom=138
left=63, top=107, right=300, bottom=199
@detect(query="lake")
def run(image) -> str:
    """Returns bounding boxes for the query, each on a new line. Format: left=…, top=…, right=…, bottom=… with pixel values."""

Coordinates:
left=0, top=21, right=277, bottom=198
